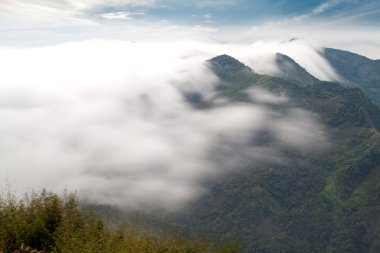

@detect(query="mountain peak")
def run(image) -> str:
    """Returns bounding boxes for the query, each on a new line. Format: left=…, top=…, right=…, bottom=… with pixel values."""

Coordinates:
left=207, top=54, right=253, bottom=81
left=208, top=54, right=251, bottom=71
left=289, top=37, right=300, bottom=42
left=275, top=53, right=318, bottom=84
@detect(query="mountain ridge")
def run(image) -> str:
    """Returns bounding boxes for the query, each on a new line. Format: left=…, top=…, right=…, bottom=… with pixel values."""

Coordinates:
left=275, top=53, right=319, bottom=85
left=324, top=47, right=380, bottom=106
left=166, top=51, right=380, bottom=252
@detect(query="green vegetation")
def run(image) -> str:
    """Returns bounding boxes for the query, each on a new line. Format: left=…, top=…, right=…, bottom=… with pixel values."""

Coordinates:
left=168, top=55, right=380, bottom=252
left=275, top=53, right=318, bottom=85
left=2, top=52, right=380, bottom=253
left=0, top=189, right=239, bottom=253
left=324, top=48, right=380, bottom=107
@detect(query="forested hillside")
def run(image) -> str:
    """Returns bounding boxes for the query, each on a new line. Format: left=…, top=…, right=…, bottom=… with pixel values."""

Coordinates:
left=324, top=48, right=380, bottom=107
left=170, top=54, right=380, bottom=253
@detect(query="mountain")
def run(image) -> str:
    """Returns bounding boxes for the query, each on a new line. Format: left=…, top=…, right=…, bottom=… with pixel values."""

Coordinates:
left=275, top=53, right=318, bottom=85
left=324, top=48, right=380, bottom=106
left=167, top=53, right=380, bottom=253
left=207, top=54, right=253, bottom=78
left=207, top=54, right=258, bottom=85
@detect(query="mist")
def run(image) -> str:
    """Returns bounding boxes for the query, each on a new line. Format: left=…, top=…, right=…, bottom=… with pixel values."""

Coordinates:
left=0, top=39, right=330, bottom=210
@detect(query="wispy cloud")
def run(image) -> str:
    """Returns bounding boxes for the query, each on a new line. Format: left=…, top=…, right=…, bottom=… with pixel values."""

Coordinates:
left=317, top=0, right=380, bottom=24
left=276, top=0, right=349, bottom=24
left=65, top=0, right=155, bottom=10
left=203, top=13, right=214, bottom=23
left=312, top=0, right=345, bottom=15
left=100, top=11, right=145, bottom=20
left=0, top=0, right=154, bottom=29
left=0, top=0, right=92, bottom=28
left=193, top=0, right=237, bottom=8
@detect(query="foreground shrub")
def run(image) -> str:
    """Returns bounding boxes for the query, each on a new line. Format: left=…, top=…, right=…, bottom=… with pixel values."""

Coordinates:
left=0, top=189, right=239, bottom=253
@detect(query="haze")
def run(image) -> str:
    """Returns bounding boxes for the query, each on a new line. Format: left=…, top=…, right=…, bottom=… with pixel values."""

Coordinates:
left=0, top=0, right=378, bottom=210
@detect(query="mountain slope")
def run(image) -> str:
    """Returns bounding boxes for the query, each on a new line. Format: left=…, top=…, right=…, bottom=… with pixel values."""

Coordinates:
left=275, top=53, right=318, bottom=85
left=324, top=48, right=380, bottom=106
left=173, top=54, right=380, bottom=253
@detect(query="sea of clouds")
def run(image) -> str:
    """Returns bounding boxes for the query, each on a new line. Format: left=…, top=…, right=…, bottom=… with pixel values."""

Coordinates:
left=0, top=39, right=332, bottom=210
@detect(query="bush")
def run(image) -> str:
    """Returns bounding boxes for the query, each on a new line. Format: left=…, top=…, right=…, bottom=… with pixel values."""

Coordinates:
left=0, top=189, right=238, bottom=253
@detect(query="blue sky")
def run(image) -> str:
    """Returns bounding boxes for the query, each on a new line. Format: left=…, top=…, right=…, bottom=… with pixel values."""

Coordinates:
left=1, top=0, right=379, bottom=28
left=83, top=0, right=380, bottom=26
left=0, top=0, right=379, bottom=57
left=92, top=0, right=380, bottom=25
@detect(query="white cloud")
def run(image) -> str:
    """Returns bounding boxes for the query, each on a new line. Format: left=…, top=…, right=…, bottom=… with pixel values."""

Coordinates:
left=66, top=0, right=155, bottom=10
left=312, top=0, right=345, bottom=15
left=204, top=39, right=342, bottom=81
left=203, top=13, right=212, bottom=19
left=0, top=0, right=154, bottom=29
left=292, top=0, right=348, bottom=22
left=203, top=13, right=214, bottom=23
left=247, top=88, right=288, bottom=105
left=100, top=11, right=145, bottom=20
left=0, top=0, right=92, bottom=28
left=193, top=0, right=237, bottom=8
left=0, top=40, right=328, bottom=210
left=268, top=0, right=349, bottom=26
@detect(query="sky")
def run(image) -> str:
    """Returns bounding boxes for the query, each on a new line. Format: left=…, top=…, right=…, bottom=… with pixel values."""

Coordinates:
left=0, top=0, right=379, bottom=57
left=0, top=0, right=378, bottom=210
left=1, top=0, right=379, bottom=27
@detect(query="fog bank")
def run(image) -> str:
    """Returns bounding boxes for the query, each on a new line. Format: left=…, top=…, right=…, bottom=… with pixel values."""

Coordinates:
left=0, top=40, right=329, bottom=210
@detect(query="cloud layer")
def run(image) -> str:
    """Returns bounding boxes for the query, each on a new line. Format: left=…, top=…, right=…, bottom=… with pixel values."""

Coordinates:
left=0, top=40, right=329, bottom=210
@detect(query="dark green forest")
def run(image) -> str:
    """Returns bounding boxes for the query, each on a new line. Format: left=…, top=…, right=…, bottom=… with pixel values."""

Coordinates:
left=169, top=54, right=380, bottom=252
